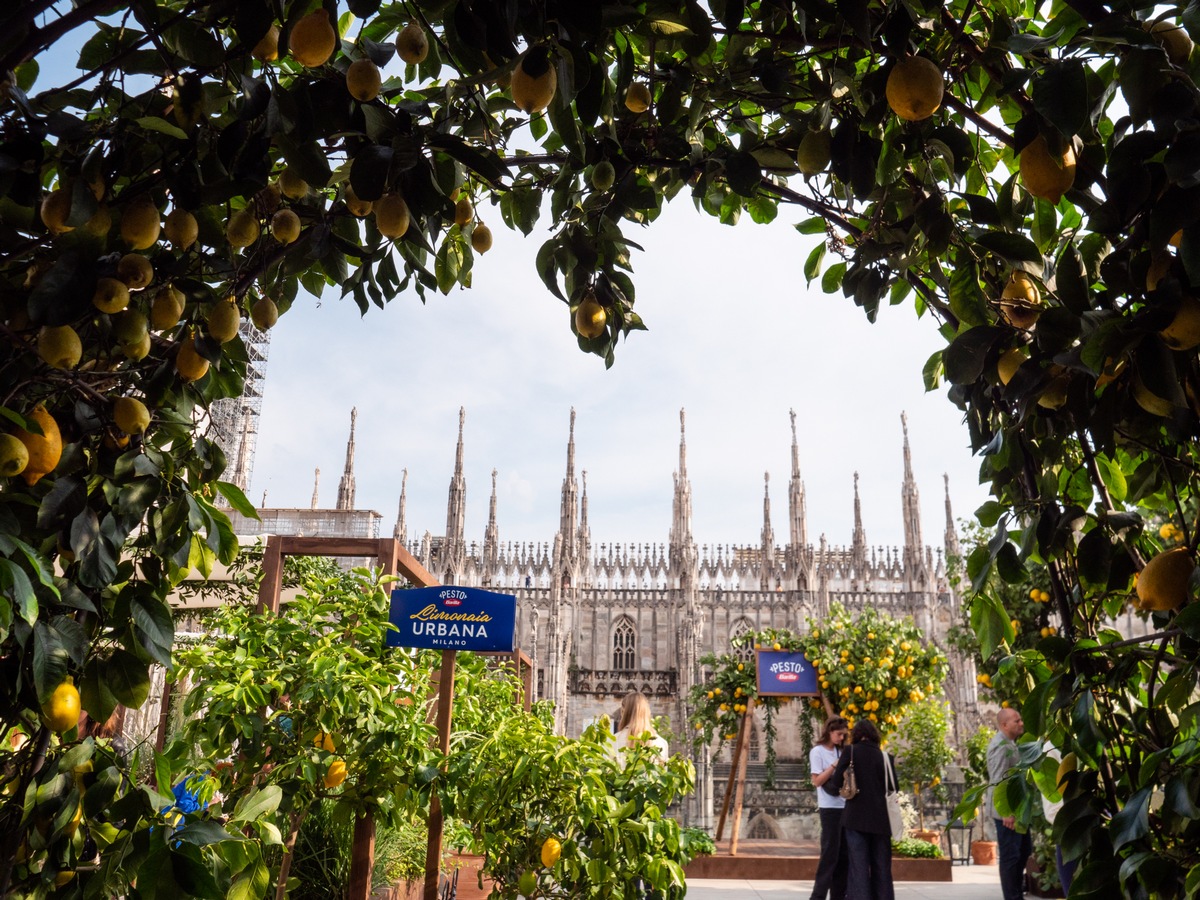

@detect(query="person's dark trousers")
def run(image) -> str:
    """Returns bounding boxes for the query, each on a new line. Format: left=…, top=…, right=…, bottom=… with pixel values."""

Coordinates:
left=995, top=818, right=1033, bottom=900
left=811, top=807, right=849, bottom=900
left=844, top=828, right=895, bottom=900
left=1055, top=846, right=1078, bottom=897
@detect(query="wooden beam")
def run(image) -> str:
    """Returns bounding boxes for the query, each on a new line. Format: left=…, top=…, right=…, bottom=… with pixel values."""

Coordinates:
left=255, top=534, right=284, bottom=615
left=728, top=698, right=756, bottom=857
left=423, top=649, right=458, bottom=900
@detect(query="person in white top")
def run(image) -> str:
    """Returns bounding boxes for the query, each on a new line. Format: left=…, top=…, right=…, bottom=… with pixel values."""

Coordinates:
left=809, top=716, right=850, bottom=900
left=611, top=691, right=669, bottom=763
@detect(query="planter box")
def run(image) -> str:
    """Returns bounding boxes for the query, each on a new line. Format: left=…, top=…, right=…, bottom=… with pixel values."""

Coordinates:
left=445, top=853, right=494, bottom=900
left=684, top=853, right=951, bottom=882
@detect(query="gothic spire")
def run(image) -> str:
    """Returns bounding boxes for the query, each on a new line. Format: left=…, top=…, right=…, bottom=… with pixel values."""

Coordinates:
left=761, top=472, right=774, bottom=548
left=852, top=472, right=867, bottom=551
left=900, top=411, right=925, bottom=551
left=393, top=468, right=407, bottom=543
left=558, top=408, right=579, bottom=548
left=580, top=469, right=590, bottom=539
left=445, top=407, right=467, bottom=550
left=678, top=408, right=688, bottom=478
left=670, top=408, right=694, bottom=548
left=311, top=467, right=320, bottom=510
left=788, top=408, right=808, bottom=549
left=336, top=407, right=357, bottom=510
left=230, top=406, right=253, bottom=492
left=943, top=473, right=960, bottom=563
left=484, top=468, right=499, bottom=555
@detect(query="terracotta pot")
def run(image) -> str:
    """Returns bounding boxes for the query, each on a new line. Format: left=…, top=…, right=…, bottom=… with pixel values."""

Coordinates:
left=971, top=840, right=998, bottom=866
left=911, top=829, right=942, bottom=847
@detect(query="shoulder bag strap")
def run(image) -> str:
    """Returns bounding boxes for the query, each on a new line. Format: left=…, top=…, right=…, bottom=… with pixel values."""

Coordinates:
left=884, top=753, right=897, bottom=794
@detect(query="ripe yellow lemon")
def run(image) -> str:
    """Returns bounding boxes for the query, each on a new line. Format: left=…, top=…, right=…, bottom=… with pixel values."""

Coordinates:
left=227, top=208, right=260, bottom=248
left=1056, top=752, right=1077, bottom=793
left=314, top=731, right=337, bottom=753
left=278, top=167, right=308, bottom=200
left=0, top=433, right=30, bottom=479
left=207, top=299, right=242, bottom=342
left=113, top=397, right=150, bottom=434
left=41, top=678, right=80, bottom=733
left=252, top=24, right=280, bottom=61
left=164, top=208, right=199, bottom=250
left=454, top=197, right=474, bottom=226
left=82, top=203, right=112, bottom=237
left=117, top=253, right=154, bottom=290
left=38, top=325, right=83, bottom=370
left=886, top=56, right=944, bottom=121
left=346, top=58, right=382, bottom=102
left=324, top=759, right=347, bottom=788
left=14, top=406, right=62, bottom=485
left=541, top=836, right=562, bottom=868
left=1149, top=20, right=1193, bottom=66
left=94, top=276, right=131, bottom=314
left=151, top=286, right=186, bottom=330
left=797, top=129, right=832, bottom=176
left=251, top=297, right=279, bottom=330
left=290, top=9, right=337, bottom=68
left=1020, top=134, right=1076, bottom=204
left=1037, top=370, right=1070, bottom=410
left=112, top=308, right=149, bottom=346
left=175, top=335, right=210, bottom=382
left=574, top=294, right=606, bottom=339
left=120, top=196, right=161, bottom=249
left=375, top=192, right=411, bottom=239
left=470, top=223, right=493, bottom=253
left=344, top=184, right=372, bottom=217
left=121, top=331, right=152, bottom=361
left=41, top=188, right=75, bottom=235
left=1000, top=272, right=1043, bottom=329
left=1160, top=296, right=1200, bottom=351
left=625, top=82, right=652, bottom=113
left=396, top=21, right=429, bottom=64
left=511, top=48, right=557, bottom=114
left=271, top=208, right=302, bottom=244
left=1136, top=547, right=1194, bottom=611
left=53, top=870, right=75, bottom=888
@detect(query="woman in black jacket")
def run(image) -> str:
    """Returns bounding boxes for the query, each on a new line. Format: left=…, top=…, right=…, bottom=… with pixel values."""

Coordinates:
left=828, top=719, right=896, bottom=900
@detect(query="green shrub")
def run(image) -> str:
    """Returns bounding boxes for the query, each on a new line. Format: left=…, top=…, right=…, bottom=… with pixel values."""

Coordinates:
left=892, top=837, right=944, bottom=859
left=682, top=827, right=716, bottom=858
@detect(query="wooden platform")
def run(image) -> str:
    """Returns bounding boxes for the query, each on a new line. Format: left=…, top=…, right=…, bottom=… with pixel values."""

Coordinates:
left=683, top=841, right=953, bottom=882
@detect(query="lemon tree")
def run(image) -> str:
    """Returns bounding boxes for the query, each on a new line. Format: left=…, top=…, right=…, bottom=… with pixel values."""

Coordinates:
left=890, top=698, right=955, bottom=833
left=4, top=0, right=1200, bottom=894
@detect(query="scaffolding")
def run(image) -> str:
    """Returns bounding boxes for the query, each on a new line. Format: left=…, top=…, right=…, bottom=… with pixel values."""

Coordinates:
left=208, top=318, right=271, bottom=493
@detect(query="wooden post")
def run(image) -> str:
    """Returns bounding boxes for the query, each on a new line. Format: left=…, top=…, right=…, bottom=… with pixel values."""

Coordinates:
left=727, top=698, right=755, bottom=856
left=348, top=814, right=376, bottom=899
left=255, top=534, right=285, bottom=615
left=714, top=700, right=753, bottom=843
left=423, top=648, right=458, bottom=900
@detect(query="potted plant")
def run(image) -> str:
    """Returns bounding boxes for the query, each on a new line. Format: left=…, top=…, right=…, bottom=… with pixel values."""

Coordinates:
left=892, top=698, right=956, bottom=844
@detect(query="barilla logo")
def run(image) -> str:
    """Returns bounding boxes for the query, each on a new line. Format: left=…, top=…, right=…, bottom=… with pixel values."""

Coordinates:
left=778, top=672, right=799, bottom=682
left=440, top=589, right=467, bottom=607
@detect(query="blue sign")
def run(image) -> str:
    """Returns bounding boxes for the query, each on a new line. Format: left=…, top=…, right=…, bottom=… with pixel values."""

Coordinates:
left=755, top=650, right=819, bottom=696
left=387, top=586, right=516, bottom=652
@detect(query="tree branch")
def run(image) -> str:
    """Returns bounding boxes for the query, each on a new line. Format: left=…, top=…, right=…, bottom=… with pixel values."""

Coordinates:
left=0, top=0, right=122, bottom=72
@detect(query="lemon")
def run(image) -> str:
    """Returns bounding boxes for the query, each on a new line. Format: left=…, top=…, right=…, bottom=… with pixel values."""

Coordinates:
left=252, top=24, right=280, bottom=62
left=1136, top=547, right=1194, bottom=611
left=454, top=196, right=474, bottom=226
left=207, top=298, right=242, bottom=342
left=470, top=223, right=493, bottom=253
left=112, top=308, right=149, bottom=346
left=314, top=731, right=337, bottom=753
left=540, top=836, right=561, bottom=868
left=396, top=21, right=429, bottom=64
left=590, top=160, right=616, bottom=191
left=574, top=293, right=606, bottom=339
left=251, top=296, right=279, bottom=330
left=227, top=208, right=260, bottom=248
left=38, top=325, right=82, bottom=370
left=121, top=331, right=152, bottom=361
left=40, top=188, right=75, bottom=235
left=14, top=405, right=62, bottom=485
left=1056, top=752, right=1077, bottom=793
left=346, top=58, right=382, bottom=102
left=82, top=203, right=112, bottom=237
left=175, top=335, right=210, bottom=382
left=375, top=192, right=411, bottom=238
left=113, top=397, right=150, bottom=434
left=1000, top=272, right=1043, bottom=329
left=625, top=82, right=651, bottom=113
left=117, top=253, right=154, bottom=290
left=270, top=208, right=301, bottom=244
left=278, top=167, right=308, bottom=200
left=93, top=276, right=131, bottom=314
left=41, top=678, right=80, bottom=733
left=290, top=9, right=337, bottom=68
left=324, top=759, right=347, bottom=788
left=0, top=433, right=30, bottom=479
left=796, top=129, right=832, bottom=176
left=1133, top=373, right=1174, bottom=417
left=1020, top=133, right=1076, bottom=204
left=164, top=208, right=199, bottom=249
left=886, top=56, right=944, bottom=121
left=511, top=48, right=556, bottom=114
left=151, top=286, right=186, bottom=330
left=120, top=196, right=161, bottom=249
left=1149, top=20, right=1193, bottom=66
left=344, top=184, right=372, bottom=217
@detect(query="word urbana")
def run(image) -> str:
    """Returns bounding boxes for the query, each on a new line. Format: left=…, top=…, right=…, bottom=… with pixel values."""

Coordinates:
left=407, top=604, right=493, bottom=641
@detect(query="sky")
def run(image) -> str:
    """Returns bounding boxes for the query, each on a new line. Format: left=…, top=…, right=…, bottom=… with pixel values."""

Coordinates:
left=251, top=197, right=993, bottom=551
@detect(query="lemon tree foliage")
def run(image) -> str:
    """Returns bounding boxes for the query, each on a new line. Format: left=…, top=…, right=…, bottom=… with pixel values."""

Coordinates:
left=890, top=698, right=955, bottom=832
left=688, top=616, right=946, bottom=785
left=441, top=715, right=697, bottom=900
left=4, top=0, right=1200, bottom=894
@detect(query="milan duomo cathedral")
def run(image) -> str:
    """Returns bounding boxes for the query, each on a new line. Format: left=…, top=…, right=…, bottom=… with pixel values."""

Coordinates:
left=221, top=405, right=982, bottom=832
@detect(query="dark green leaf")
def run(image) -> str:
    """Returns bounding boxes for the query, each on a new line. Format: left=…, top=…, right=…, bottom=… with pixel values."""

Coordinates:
left=724, top=152, right=761, bottom=198
left=106, top=649, right=151, bottom=708
left=944, top=326, right=1004, bottom=385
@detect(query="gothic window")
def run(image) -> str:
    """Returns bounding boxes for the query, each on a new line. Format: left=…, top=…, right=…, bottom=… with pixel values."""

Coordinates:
left=746, top=813, right=780, bottom=840
left=729, top=617, right=754, bottom=661
left=612, top=616, right=636, bottom=671
left=748, top=721, right=761, bottom=762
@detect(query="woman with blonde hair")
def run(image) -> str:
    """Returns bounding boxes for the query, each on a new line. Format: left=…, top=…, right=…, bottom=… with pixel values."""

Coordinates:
left=612, top=691, right=669, bottom=762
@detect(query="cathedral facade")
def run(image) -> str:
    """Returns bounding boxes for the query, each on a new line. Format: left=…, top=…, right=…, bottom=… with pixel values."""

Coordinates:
left=368, top=407, right=981, bottom=826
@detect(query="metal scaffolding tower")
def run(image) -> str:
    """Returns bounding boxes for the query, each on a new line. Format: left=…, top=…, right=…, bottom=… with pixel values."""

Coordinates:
left=208, top=318, right=271, bottom=493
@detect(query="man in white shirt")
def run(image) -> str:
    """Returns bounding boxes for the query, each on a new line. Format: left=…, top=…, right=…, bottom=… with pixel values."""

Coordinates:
left=809, top=716, right=849, bottom=900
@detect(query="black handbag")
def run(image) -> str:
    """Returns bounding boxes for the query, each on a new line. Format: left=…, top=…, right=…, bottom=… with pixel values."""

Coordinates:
left=839, top=745, right=859, bottom=800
